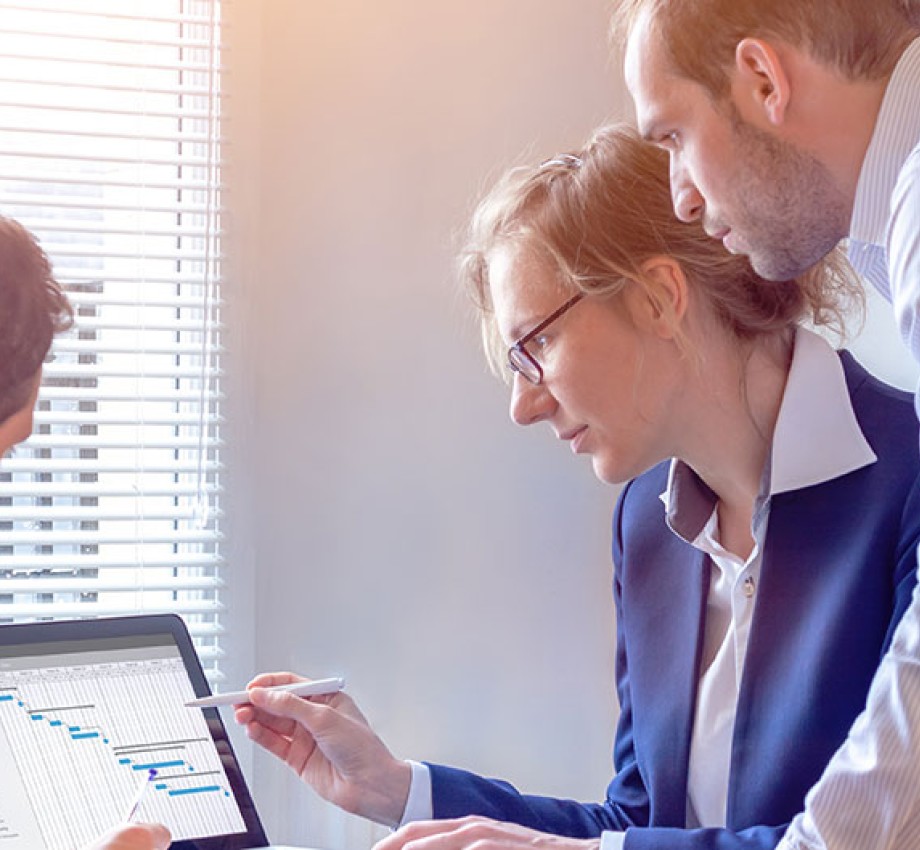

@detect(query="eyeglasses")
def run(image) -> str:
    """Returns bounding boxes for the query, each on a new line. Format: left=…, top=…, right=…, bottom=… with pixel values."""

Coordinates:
left=507, top=292, right=584, bottom=385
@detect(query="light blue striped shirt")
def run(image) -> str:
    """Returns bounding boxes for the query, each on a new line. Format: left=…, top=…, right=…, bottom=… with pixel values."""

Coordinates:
left=779, top=35, right=920, bottom=850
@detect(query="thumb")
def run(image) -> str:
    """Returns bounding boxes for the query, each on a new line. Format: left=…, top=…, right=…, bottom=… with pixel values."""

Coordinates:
left=145, top=823, right=172, bottom=849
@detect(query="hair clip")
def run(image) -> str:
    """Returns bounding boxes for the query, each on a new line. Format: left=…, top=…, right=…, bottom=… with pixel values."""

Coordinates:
left=539, top=153, right=583, bottom=170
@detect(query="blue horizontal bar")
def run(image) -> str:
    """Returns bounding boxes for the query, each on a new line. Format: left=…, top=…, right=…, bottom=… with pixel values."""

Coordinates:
left=71, top=732, right=100, bottom=740
left=119, top=758, right=131, bottom=765
left=69, top=726, right=80, bottom=732
left=50, top=720, right=62, bottom=727
left=30, top=715, right=42, bottom=721
left=168, top=785, right=221, bottom=797
left=133, top=760, right=184, bottom=771
left=155, top=783, right=167, bottom=790
left=0, top=695, right=13, bottom=702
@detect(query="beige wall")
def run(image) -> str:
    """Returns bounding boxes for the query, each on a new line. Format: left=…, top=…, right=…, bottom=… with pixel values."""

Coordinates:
left=220, top=2, right=919, bottom=848
left=222, top=2, right=628, bottom=847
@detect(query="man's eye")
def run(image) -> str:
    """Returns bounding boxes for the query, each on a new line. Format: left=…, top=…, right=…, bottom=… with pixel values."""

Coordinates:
left=656, top=131, right=678, bottom=150
left=531, top=334, right=549, bottom=350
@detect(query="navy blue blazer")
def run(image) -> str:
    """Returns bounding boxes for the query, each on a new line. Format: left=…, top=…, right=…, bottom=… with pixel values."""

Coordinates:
left=426, top=352, right=920, bottom=850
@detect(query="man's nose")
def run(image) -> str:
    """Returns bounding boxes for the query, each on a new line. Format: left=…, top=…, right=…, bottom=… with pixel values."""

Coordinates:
left=671, top=162, right=704, bottom=222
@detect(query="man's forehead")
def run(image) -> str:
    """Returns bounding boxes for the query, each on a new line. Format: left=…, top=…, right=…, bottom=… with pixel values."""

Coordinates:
left=624, top=18, right=674, bottom=135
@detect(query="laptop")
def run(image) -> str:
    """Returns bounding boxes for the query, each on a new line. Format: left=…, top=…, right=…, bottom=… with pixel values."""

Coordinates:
left=0, top=613, right=300, bottom=849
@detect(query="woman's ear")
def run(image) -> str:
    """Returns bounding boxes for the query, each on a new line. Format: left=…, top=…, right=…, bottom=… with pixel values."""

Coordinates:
left=630, top=256, right=690, bottom=340
left=732, top=37, right=791, bottom=127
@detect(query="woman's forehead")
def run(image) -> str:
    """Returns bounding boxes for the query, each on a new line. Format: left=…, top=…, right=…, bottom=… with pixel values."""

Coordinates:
left=488, top=246, right=568, bottom=334
left=489, top=243, right=569, bottom=304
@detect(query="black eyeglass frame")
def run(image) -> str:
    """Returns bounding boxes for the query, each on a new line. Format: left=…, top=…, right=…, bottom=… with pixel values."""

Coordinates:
left=507, top=292, right=585, bottom=385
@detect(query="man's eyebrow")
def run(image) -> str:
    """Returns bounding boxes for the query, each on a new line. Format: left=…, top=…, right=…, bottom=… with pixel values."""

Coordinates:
left=636, top=115, right=661, bottom=143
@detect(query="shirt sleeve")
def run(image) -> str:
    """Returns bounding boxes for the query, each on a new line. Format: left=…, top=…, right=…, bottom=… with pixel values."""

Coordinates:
left=777, top=556, right=920, bottom=850
left=600, top=831, right=627, bottom=850
left=398, top=760, right=434, bottom=827
left=888, top=146, right=920, bottom=371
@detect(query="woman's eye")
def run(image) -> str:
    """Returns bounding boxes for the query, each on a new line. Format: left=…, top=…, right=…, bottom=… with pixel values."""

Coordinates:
left=531, top=334, right=549, bottom=350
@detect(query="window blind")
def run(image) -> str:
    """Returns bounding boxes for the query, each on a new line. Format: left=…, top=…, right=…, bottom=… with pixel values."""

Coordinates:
left=0, top=0, right=225, bottom=677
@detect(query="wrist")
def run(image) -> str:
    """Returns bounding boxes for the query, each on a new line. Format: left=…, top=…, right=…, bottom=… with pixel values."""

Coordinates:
left=382, top=758, right=413, bottom=828
left=357, top=757, right=412, bottom=828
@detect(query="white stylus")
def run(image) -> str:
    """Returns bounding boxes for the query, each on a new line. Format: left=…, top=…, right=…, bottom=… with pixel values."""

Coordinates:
left=185, top=676, right=345, bottom=709
left=124, top=768, right=158, bottom=822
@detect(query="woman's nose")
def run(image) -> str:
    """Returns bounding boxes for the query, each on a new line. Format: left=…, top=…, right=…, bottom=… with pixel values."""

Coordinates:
left=509, top=373, right=555, bottom=426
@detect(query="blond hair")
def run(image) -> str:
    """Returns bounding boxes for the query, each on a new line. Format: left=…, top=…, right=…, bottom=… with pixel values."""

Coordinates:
left=611, top=0, right=917, bottom=99
left=459, top=124, right=860, bottom=374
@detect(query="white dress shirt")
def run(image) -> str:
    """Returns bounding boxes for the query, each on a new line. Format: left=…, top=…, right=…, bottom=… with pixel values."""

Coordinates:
left=777, top=35, right=920, bottom=850
left=396, top=329, right=878, bottom=850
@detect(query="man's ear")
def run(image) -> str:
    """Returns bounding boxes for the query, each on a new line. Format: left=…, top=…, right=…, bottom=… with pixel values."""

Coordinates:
left=733, top=37, right=791, bottom=126
left=631, top=256, right=689, bottom=339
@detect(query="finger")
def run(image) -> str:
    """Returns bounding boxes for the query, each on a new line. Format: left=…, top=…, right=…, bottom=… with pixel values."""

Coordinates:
left=246, top=670, right=304, bottom=689
left=233, top=704, right=256, bottom=725
left=374, top=818, right=471, bottom=850
left=235, top=703, right=298, bottom=738
left=139, top=823, right=172, bottom=849
left=91, top=822, right=172, bottom=850
left=248, top=684, right=331, bottom=726
left=244, top=718, right=300, bottom=762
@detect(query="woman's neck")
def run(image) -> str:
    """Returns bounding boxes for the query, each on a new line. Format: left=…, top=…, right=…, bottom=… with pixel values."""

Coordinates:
left=681, top=330, right=794, bottom=560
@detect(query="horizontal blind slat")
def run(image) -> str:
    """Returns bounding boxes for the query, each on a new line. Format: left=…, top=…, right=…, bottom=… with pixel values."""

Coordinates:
left=0, top=505, right=222, bottom=520
left=42, top=365, right=222, bottom=379
left=0, top=50, right=217, bottom=74
left=1, top=459, right=221, bottom=474
left=0, top=600, right=223, bottom=618
left=0, top=529, right=220, bottom=544
left=0, top=3, right=215, bottom=26
left=34, top=413, right=220, bottom=426
left=37, top=391, right=222, bottom=405
left=0, top=168, right=216, bottom=189
left=0, top=553, right=219, bottom=568
left=0, top=577, right=222, bottom=594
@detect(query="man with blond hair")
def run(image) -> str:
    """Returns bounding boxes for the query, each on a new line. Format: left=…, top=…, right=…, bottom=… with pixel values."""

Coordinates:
left=618, top=0, right=920, bottom=847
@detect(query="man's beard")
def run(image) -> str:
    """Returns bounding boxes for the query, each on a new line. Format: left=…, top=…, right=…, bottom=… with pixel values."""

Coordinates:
left=724, top=105, right=851, bottom=281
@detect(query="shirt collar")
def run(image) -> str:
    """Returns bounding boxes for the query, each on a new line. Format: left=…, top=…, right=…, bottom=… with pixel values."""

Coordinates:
left=849, top=36, right=920, bottom=248
left=661, top=327, right=877, bottom=542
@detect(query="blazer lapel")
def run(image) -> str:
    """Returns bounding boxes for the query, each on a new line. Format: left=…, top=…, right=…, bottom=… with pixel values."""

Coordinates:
left=623, top=540, right=709, bottom=824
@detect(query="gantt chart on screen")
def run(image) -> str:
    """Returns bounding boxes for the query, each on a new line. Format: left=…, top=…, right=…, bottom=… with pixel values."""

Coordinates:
left=0, top=638, right=245, bottom=849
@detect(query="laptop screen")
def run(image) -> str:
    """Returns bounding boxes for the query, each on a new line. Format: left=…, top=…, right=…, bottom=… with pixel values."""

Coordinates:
left=0, top=614, right=268, bottom=849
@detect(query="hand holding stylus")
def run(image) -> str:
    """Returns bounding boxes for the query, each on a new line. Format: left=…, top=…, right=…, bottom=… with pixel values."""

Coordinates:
left=233, top=672, right=412, bottom=829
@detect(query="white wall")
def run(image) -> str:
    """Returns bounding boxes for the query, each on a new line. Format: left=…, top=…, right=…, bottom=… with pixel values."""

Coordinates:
left=222, top=2, right=628, bottom=848
left=220, top=3, right=920, bottom=849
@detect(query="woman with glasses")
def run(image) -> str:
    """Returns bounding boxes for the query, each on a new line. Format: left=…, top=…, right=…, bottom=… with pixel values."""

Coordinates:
left=235, top=124, right=920, bottom=850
